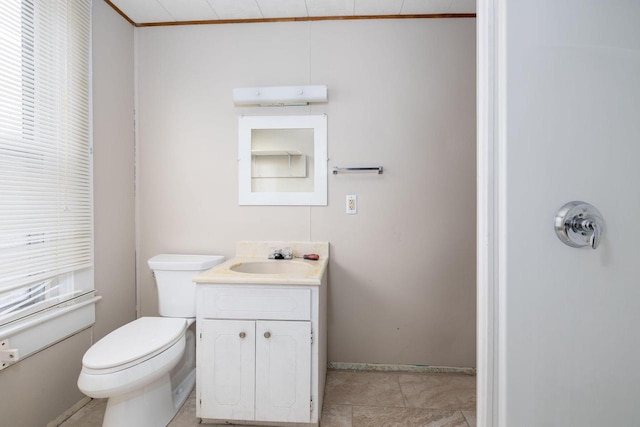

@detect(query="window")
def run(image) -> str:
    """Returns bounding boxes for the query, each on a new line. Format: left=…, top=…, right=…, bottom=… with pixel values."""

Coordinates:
left=0, top=0, right=95, bottom=365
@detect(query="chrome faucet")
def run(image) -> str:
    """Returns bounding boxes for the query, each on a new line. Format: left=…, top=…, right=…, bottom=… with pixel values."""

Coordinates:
left=268, top=247, right=293, bottom=260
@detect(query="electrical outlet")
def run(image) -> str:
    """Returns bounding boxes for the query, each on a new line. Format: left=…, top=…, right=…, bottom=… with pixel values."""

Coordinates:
left=346, top=195, right=357, bottom=215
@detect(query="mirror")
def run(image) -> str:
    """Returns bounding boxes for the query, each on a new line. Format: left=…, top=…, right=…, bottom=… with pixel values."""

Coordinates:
left=238, top=115, right=327, bottom=205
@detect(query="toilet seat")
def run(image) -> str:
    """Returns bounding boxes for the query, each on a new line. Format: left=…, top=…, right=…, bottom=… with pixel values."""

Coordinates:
left=82, top=317, right=187, bottom=374
left=78, top=333, right=187, bottom=399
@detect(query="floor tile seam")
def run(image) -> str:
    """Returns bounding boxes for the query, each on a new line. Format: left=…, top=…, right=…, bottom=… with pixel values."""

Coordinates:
left=404, top=403, right=477, bottom=412
left=461, top=410, right=473, bottom=427
left=328, top=372, right=405, bottom=380
left=338, top=402, right=407, bottom=409
left=397, top=373, right=409, bottom=408
left=403, top=387, right=476, bottom=405
left=396, top=378, right=478, bottom=386
left=350, top=404, right=465, bottom=413
left=409, top=390, right=476, bottom=403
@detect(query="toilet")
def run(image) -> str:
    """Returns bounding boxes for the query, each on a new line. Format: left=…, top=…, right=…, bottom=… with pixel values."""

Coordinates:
left=77, top=254, right=224, bottom=427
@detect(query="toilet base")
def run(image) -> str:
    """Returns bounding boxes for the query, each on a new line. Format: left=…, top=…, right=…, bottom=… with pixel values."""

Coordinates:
left=169, top=326, right=197, bottom=414
left=170, top=364, right=196, bottom=417
left=103, top=372, right=176, bottom=427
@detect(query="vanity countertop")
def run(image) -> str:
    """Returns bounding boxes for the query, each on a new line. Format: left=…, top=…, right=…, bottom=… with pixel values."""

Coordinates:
left=193, top=241, right=329, bottom=286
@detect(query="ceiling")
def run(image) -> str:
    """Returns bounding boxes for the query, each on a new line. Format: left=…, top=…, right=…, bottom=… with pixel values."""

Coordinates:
left=108, top=0, right=476, bottom=25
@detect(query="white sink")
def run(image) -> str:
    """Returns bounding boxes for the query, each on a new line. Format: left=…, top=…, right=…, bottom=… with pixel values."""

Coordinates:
left=230, top=261, right=311, bottom=275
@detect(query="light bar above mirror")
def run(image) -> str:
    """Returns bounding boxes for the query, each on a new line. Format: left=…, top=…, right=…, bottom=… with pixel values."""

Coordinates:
left=233, top=85, right=328, bottom=106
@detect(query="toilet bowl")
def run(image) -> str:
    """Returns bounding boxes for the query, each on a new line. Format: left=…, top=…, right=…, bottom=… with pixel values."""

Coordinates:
left=77, top=254, right=224, bottom=427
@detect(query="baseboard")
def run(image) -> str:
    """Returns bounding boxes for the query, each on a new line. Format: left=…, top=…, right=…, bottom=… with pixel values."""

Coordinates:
left=328, top=361, right=476, bottom=375
left=46, top=397, right=92, bottom=427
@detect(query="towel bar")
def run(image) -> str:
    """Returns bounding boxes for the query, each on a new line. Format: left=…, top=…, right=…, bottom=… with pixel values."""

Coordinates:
left=332, top=166, right=383, bottom=175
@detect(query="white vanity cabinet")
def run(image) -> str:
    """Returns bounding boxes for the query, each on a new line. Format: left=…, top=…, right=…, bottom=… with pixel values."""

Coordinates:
left=198, top=319, right=311, bottom=422
left=195, top=283, right=326, bottom=426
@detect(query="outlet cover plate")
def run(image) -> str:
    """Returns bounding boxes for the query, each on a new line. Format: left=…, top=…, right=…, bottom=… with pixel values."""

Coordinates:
left=346, top=195, right=357, bottom=214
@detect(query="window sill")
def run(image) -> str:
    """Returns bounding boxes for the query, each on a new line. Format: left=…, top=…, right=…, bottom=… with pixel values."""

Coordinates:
left=0, top=295, right=101, bottom=370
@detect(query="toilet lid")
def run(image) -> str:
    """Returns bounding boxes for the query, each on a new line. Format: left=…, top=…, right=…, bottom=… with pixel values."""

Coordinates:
left=83, top=317, right=187, bottom=370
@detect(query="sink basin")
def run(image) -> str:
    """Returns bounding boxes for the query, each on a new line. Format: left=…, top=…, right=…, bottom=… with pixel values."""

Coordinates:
left=230, top=261, right=311, bottom=275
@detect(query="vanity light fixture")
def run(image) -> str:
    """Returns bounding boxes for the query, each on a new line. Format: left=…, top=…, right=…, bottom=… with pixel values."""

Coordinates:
left=233, top=85, right=328, bottom=106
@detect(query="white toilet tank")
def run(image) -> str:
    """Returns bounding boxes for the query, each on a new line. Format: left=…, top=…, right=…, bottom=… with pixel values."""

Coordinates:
left=148, top=254, right=224, bottom=317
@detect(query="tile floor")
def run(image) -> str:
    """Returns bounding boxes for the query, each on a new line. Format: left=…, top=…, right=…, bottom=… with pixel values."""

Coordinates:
left=60, top=370, right=476, bottom=427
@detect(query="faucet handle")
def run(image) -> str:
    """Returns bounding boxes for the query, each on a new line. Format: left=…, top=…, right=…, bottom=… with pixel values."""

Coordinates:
left=268, top=247, right=293, bottom=259
left=268, top=248, right=282, bottom=259
left=571, top=217, right=602, bottom=249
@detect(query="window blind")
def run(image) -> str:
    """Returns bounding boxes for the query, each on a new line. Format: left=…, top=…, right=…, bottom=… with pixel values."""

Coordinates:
left=0, top=0, right=93, bottom=327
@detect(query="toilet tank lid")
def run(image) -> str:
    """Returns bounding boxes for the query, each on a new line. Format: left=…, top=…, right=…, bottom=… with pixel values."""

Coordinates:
left=82, top=317, right=187, bottom=370
left=148, top=254, right=224, bottom=271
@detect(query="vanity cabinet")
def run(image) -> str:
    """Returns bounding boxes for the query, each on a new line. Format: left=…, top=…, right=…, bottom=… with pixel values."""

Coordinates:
left=195, top=284, right=326, bottom=426
left=198, top=319, right=311, bottom=422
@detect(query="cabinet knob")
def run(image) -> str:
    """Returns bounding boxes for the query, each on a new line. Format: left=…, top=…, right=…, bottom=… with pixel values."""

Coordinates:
left=264, top=332, right=271, bottom=339
left=239, top=332, right=246, bottom=339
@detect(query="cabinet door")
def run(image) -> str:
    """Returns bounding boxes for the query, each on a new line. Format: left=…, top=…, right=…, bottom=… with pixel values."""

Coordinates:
left=255, top=320, right=311, bottom=423
left=198, top=319, right=255, bottom=420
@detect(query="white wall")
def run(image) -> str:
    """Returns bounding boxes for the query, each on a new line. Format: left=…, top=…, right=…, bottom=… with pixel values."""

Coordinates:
left=0, top=2, right=136, bottom=425
left=504, top=0, right=640, bottom=424
left=136, top=18, right=476, bottom=367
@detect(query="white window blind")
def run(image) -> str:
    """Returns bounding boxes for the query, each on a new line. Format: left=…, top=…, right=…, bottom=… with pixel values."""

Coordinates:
left=0, top=0, right=93, bottom=328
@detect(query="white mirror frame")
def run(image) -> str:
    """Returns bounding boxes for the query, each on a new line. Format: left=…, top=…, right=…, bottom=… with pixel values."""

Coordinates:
left=238, top=115, right=328, bottom=206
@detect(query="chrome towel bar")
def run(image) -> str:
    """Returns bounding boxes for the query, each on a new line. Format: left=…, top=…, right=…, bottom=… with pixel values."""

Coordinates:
left=332, top=166, right=383, bottom=175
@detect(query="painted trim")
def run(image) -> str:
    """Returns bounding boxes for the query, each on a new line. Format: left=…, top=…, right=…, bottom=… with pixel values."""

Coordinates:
left=0, top=296, right=101, bottom=370
left=496, top=0, right=509, bottom=422
left=329, top=362, right=476, bottom=375
left=477, top=0, right=506, bottom=426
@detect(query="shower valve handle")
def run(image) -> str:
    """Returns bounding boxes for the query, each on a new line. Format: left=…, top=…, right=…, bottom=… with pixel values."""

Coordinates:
left=555, top=201, right=604, bottom=250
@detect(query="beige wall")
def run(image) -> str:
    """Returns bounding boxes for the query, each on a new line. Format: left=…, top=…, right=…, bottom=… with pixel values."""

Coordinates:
left=0, top=2, right=136, bottom=425
left=137, top=18, right=476, bottom=367
left=92, top=0, right=137, bottom=341
left=0, top=330, right=92, bottom=427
